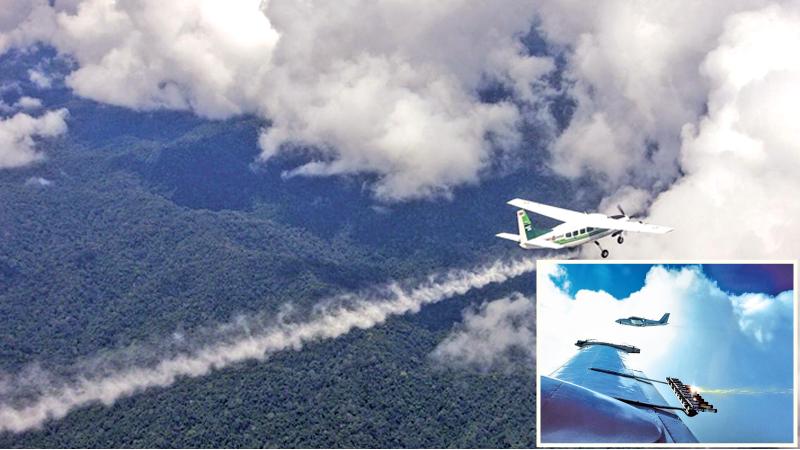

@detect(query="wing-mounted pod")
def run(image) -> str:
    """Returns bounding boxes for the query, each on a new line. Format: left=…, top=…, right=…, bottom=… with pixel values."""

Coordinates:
left=575, top=339, right=640, bottom=353
left=667, top=377, right=718, bottom=416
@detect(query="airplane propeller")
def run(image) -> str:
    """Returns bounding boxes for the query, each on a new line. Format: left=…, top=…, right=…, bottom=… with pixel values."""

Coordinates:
left=611, top=204, right=644, bottom=222
left=610, top=205, right=644, bottom=243
left=610, top=205, right=628, bottom=220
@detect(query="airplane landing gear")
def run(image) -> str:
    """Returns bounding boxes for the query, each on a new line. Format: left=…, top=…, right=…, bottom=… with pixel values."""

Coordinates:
left=617, top=236, right=624, bottom=244
left=594, top=241, right=609, bottom=259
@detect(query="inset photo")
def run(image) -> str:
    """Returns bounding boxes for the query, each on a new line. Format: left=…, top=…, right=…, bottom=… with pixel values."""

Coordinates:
left=536, top=261, right=797, bottom=447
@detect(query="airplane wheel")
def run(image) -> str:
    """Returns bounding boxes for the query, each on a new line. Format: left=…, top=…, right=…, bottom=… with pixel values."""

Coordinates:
left=601, top=249, right=609, bottom=258
left=617, top=236, right=624, bottom=244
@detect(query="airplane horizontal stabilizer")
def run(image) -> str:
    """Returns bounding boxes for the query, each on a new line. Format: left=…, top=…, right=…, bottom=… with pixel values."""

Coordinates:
left=495, top=232, right=520, bottom=242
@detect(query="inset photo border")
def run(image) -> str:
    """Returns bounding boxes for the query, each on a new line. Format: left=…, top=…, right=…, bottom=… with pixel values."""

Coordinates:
left=536, top=260, right=797, bottom=447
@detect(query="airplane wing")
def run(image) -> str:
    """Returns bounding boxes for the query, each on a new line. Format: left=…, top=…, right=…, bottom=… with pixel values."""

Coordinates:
left=576, top=216, right=673, bottom=234
left=540, top=340, right=700, bottom=444
left=508, top=198, right=672, bottom=234
left=507, top=198, right=585, bottom=223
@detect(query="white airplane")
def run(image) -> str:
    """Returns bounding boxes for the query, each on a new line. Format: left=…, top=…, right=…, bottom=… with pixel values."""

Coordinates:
left=496, top=198, right=673, bottom=258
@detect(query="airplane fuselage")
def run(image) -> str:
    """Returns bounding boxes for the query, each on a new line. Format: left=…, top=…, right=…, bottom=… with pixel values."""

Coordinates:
left=616, top=316, right=667, bottom=327
left=498, top=198, right=673, bottom=257
left=519, top=222, right=614, bottom=250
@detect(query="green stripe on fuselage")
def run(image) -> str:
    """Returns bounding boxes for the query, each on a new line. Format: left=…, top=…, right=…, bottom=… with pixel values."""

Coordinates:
left=554, top=228, right=608, bottom=245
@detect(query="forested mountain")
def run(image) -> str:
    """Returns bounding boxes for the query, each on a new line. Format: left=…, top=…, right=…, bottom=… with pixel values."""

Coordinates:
left=0, top=47, right=584, bottom=448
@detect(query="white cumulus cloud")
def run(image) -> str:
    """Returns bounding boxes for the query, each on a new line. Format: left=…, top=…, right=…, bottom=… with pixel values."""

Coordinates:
left=431, top=292, right=535, bottom=371
left=528, top=1, right=800, bottom=259
left=730, top=290, right=793, bottom=345
left=0, top=108, right=68, bottom=169
left=0, top=0, right=556, bottom=201
left=615, top=4, right=800, bottom=259
left=15, top=96, right=42, bottom=110
left=27, top=69, right=51, bottom=89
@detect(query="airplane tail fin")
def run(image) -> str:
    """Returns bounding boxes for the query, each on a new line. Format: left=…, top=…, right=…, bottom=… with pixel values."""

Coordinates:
left=660, top=313, right=670, bottom=324
left=495, top=211, right=533, bottom=245
left=497, top=210, right=553, bottom=247
left=516, top=210, right=536, bottom=241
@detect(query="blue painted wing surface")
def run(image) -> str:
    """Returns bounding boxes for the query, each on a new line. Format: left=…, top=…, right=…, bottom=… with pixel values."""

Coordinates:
left=540, top=342, right=699, bottom=444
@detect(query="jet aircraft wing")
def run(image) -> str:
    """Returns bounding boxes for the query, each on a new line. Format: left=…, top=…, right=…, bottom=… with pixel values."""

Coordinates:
left=540, top=340, right=699, bottom=444
left=507, top=198, right=585, bottom=223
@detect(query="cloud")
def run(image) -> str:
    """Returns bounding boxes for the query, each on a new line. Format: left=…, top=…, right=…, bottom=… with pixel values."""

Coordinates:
left=526, top=1, right=800, bottom=259
left=430, top=292, right=535, bottom=371
left=0, top=0, right=57, bottom=55
left=24, top=176, right=52, bottom=187
left=0, top=0, right=555, bottom=201
left=532, top=1, right=759, bottom=188
left=3, top=0, right=796, bottom=250
left=27, top=69, right=51, bottom=89
left=0, top=96, right=43, bottom=113
left=0, top=108, right=68, bottom=169
left=52, top=0, right=279, bottom=118
left=0, top=257, right=536, bottom=433
left=538, top=264, right=699, bottom=376
left=615, top=4, right=800, bottom=259
left=14, top=96, right=42, bottom=110
left=730, top=290, right=793, bottom=345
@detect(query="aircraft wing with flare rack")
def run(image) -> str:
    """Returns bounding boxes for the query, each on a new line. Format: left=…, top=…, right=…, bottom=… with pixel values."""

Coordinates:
left=540, top=340, right=710, bottom=444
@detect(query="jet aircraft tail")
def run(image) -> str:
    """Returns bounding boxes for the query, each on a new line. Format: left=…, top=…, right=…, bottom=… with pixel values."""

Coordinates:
left=660, top=313, right=670, bottom=324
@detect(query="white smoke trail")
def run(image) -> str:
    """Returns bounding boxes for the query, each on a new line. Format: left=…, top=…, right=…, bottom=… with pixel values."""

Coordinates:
left=0, top=257, right=536, bottom=433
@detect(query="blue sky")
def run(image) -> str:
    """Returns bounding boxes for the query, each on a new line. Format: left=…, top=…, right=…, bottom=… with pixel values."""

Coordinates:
left=541, top=263, right=795, bottom=444
left=551, top=263, right=794, bottom=299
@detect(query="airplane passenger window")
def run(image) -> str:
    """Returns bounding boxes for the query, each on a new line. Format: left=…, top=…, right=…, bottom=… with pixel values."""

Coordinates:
left=566, top=232, right=572, bottom=237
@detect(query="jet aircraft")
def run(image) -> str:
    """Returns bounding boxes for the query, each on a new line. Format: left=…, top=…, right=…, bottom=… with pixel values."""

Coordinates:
left=616, top=313, right=670, bottom=327
left=496, top=198, right=673, bottom=258
left=540, top=340, right=716, bottom=444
